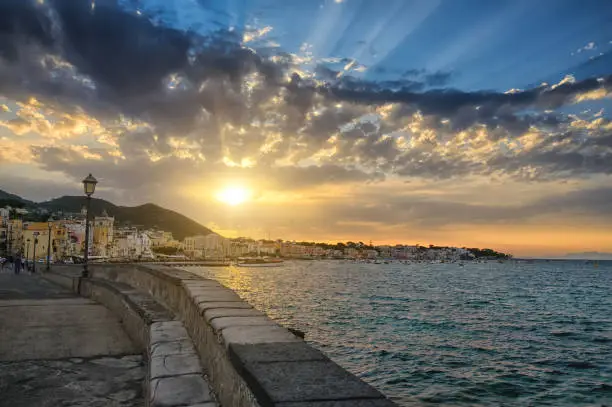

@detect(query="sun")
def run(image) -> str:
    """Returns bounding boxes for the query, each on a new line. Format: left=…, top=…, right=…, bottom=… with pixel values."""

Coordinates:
left=215, top=186, right=250, bottom=206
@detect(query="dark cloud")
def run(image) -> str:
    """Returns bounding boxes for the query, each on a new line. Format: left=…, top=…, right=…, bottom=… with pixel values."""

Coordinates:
left=424, top=71, right=453, bottom=87
left=315, top=185, right=612, bottom=229
left=29, top=144, right=383, bottom=195
left=321, top=75, right=611, bottom=118
left=1, top=0, right=612, bottom=189
left=269, top=165, right=384, bottom=190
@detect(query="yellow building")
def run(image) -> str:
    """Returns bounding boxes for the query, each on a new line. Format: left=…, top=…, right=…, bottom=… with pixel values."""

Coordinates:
left=22, top=222, right=52, bottom=262
left=51, top=220, right=70, bottom=260
left=93, top=213, right=114, bottom=257
left=8, top=219, right=23, bottom=256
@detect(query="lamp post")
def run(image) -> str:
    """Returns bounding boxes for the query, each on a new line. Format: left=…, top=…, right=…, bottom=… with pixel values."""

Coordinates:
left=32, top=236, right=38, bottom=273
left=7, top=220, right=12, bottom=257
left=82, top=173, right=98, bottom=278
left=46, top=219, right=53, bottom=272
left=26, top=238, right=30, bottom=271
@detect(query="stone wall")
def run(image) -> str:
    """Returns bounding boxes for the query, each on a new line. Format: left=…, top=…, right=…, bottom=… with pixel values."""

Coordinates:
left=47, top=268, right=217, bottom=407
left=51, top=264, right=397, bottom=407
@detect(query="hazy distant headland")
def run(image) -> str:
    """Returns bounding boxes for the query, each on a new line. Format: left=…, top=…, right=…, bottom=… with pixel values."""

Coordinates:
left=559, top=252, right=612, bottom=260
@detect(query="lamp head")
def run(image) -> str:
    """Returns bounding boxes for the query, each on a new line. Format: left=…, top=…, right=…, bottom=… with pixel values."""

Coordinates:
left=82, top=173, right=98, bottom=196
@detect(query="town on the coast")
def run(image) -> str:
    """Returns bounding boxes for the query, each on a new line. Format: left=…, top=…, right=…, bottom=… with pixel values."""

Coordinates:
left=0, top=203, right=510, bottom=264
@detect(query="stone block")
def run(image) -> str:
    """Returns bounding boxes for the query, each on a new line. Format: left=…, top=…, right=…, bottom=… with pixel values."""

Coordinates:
left=210, top=316, right=276, bottom=332
left=198, top=302, right=252, bottom=315
left=221, top=325, right=300, bottom=348
left=150, top=353, right=202, bottom=379
left=229, top=342, right=328, bottom=364
left=150, top=339, right=196, bottom=358
left=275, top=400, right=397, bottom=407
left=183, top=280, right=224, bottom=290
left=193, top=291, right=243, bottom=304
left=204, top=307, right=265, bottom=322
left=150, top=374, right=213, bottom=407
left=241, top=360, right=384, bottom=404
left=185, top=285, right=225, bottom=298
left=150, top=321, right=190, bottom=345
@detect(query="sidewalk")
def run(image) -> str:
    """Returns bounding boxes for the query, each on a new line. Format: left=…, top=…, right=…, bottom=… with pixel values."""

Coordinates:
left=0, top=273, right=144, bottom=406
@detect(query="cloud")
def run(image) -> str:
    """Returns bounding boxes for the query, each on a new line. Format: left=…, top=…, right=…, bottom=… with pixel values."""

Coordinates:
left=577, top=42, right=596, bottom=53
left=0, top=0, right=611, bottom=199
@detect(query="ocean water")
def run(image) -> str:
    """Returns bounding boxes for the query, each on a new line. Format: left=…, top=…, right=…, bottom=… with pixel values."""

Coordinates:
left=182, top=260, right=612, bottom=406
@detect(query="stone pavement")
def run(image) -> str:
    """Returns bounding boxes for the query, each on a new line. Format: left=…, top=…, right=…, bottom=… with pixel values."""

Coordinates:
left=0, top=355, right=145, bottom=407
left=0, top=272, right=144, bottom=406
left=0, top=271, right=74, bottom=300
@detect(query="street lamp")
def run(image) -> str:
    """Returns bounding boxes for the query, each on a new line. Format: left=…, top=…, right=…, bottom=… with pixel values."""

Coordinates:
left=46, top=218, right=53, bottom=272
left=7, top=222, right=12, bottom=257
left=32, top=236, right=38, bottom=273
left=26, top=238, right=31, bottom=271
left=82, top=173, right=97, bottom=278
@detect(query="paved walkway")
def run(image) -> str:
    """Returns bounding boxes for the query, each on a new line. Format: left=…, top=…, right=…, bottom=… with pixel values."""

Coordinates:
left=0, top=273, right=144, bottom=406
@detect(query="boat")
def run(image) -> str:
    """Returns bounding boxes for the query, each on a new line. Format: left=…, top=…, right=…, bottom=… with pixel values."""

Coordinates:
left=235, top=257, right=284, bottom=267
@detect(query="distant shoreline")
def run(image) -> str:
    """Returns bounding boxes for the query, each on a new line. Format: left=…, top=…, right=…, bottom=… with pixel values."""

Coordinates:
left=516, top=257, right=612, bottom=261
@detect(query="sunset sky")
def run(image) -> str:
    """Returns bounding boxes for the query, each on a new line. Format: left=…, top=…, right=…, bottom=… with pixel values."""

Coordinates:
left=1, top=0, right=612, bottom=257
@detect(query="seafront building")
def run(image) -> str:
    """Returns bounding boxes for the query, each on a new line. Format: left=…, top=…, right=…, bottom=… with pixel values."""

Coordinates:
left=92, top=211, right=114, bottom=257
left=1, top=201, right=487, bottom=262
left=182, top=234, right=230, bottom=259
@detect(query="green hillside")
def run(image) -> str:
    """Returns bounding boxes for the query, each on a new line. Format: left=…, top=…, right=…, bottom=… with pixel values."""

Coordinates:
left=1, top=191, right=213, bottom=241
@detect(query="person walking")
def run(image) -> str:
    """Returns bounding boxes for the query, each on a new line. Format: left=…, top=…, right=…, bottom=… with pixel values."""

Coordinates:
left=14, top=254, right=22, bottom=275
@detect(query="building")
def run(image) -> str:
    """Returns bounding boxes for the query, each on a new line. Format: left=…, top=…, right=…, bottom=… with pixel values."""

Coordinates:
left=64, top=220, right=88, bottom=257
left=259, top=242, right=278, bottom=255
left=22, top=222, right=52, bottom=262
left=0, top=225, right=6, bottom=255
left=148, top=230, right=175, bottom=247
left=229, top=241, right=250, bottom=258
left=7, top=219, right=23, bottom=256
left=183, top=234, right=229, bottom=259
left=344, top=247, right=359, bottom=258
left=93, top=211, right=114, bottom=257
left=50, top=220, right=70, bottom=260
left=363, top=249, right=379, bottom=259
left=112, top=228, right=153, bottom=259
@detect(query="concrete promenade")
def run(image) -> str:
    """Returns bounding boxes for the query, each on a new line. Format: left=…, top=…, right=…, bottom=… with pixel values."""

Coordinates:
left=1, top=264, right=397, bottom=407
left=0, top=272, right=145, bottom=407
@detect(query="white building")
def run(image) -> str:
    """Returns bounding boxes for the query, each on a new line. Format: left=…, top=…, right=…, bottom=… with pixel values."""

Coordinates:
left=148, top=230, right=176, bottom=247
left=183, top=234, right=229, bottom=259
left=112, top=228, right=153, bottom=259
left=0, top=207, right=9, bottom=223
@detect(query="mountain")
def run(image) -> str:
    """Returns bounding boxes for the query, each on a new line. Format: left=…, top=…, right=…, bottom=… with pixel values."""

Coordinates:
left=1, top=190, right=213, bottom=241
left=0, top=190, right=35, bottom=207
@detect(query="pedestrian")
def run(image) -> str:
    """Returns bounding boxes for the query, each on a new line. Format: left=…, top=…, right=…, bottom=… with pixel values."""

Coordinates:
left=15, top=254, right=22, bottom=275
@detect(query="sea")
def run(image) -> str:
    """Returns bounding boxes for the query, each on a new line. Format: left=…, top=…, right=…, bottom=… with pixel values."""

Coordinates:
left=182, top=260, right=612, bottom=406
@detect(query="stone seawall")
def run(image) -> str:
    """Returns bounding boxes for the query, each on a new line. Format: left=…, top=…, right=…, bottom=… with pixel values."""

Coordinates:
left=50, top=264, right=398, bottom=407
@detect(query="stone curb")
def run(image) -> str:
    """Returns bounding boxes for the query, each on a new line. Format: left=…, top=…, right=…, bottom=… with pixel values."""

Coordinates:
left=148, top=321, right=216, bottom=407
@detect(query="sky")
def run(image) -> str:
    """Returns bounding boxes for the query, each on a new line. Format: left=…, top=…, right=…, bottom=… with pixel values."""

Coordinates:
left=1, top=0, right=612, bottom=257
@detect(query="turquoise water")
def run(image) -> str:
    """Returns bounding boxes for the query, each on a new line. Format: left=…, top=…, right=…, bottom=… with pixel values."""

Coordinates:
left=183, top=261, right=612, bottom=406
